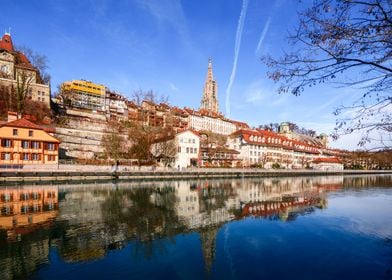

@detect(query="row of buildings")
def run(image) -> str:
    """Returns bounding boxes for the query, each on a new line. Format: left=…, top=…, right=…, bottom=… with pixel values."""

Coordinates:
left=0, top=32, right=344, bottom=168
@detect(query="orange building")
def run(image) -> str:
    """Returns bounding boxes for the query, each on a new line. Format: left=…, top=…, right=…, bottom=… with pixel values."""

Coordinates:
left=0, top=186, right=58, bottom=241
left=0, top=117, right=60, bottom=165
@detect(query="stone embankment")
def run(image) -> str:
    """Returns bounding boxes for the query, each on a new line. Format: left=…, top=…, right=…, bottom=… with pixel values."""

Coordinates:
left=0, top=168, right=390, bottom=184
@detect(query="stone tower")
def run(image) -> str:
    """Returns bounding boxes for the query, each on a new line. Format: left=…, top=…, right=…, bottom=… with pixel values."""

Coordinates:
left=200, top=58, right=219, bottom=113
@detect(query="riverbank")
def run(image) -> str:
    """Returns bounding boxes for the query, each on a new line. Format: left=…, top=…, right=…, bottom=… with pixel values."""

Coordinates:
left=0, top=168, right=391, bottom=184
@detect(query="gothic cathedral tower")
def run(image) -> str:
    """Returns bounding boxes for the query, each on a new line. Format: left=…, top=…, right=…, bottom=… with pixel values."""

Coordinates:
left=200, top=58, right=219, bottom=113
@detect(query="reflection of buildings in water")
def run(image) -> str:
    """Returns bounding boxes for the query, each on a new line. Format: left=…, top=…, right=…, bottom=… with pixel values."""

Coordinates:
left=0, top=186, right=58, bottom=241
left=0, top=185, right=58, bottom=280
left=199, top=226, right=219, bottom=272
left=174, top=180, right=238, bottom=229
left=0, top=237, right=50, bottom=280
left=236, top=176, right=344, bottom=221
left=0, top=176, right=348, bottom=275
left=57, top=185, right=129, bottom=262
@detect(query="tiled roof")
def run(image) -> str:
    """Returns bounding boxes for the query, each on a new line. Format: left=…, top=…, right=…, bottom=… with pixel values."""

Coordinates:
left=1, top=118, right=57, bottom=134
left=231, top=129, right=322, bottom=154
left=2, top=118, right=44, bottom=130
left=0, top=33, right=14, bottom=52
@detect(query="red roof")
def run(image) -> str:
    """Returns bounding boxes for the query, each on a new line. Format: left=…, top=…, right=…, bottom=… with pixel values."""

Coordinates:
left=2, top=118, right=44, bottom=130
left=1, top=118, right=56, bottom=134
left=0, top=33, right=14, bottom=52
left=0, top=33, right=36, bottom=70
left=15, top=52, right=35, bottom=70
left=231, top=129, right=321, bottom=154
left=312, top=157, right=342, bottom=164
left=230, top=120, right=249, bottom=128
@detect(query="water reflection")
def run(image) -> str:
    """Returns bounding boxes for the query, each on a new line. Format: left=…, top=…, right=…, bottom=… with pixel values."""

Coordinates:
left=0, top=175, right=391, bottom=279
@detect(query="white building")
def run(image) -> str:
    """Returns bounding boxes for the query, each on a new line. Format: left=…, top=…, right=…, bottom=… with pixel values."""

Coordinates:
left=311, top=157, right=344, bottom=171
left=175, top=130, right=200, bottom=169
left=226, top=129, right=323, bottom=168
left=152, top=130, right=200, bottom=169
left=188, top=113, right=237, bottom=135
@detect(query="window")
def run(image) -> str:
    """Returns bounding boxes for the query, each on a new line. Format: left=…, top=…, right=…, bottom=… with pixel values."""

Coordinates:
left=186, top=147, right=190, bottom=154
left=31, top=141, right=40, bottom=149
left=29, top=130, right=33, bottom=137
left=13, top=129, right=18, bottom=136
left=22, top=141, right=29, bottom=149
left=1, top=206, right=12, bottom=216
left=32, top=153, right=40, bottom=161
left=47, top=143, right=55, bottom=150
left=177, top=146, right=181, bottom=153
left=1, top=139, right=12, bottom=147
left=4, top=153, right=11, bottom=160
left=20, top=193, right=29, bottom=201
left=23, top=153, right=29, bottom=160
left=1, top=193, right=12, bottom=202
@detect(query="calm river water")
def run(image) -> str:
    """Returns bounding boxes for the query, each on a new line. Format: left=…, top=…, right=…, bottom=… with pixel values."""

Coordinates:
left=0, top=175, right=391, bottom=279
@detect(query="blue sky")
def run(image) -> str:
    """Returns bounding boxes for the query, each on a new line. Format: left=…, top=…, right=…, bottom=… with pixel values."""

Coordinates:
left=1, top=0, right=368, bottom=150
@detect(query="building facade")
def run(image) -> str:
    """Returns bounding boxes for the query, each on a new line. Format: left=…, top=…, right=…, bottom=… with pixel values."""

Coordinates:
left=61, top=80, right=106, bottom=111
left=0, top=32, right=50, bottom=108
left=226, top=129, right=338, bottom=168
left=188, top=109, right=238, bottom=135
left=311, top=157, right=343, bottom=171
left=0, top=118, right=60, bottom=165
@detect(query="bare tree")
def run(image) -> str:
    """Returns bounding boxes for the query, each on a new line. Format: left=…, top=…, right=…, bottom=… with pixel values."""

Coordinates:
left=131, top=89, right=169, bottom=106
left=101, top=121, right=127, bottom=161
left=263, top=0, right=392, bottom=148
left=16, top=46, right=51, bottom=84
left=151, top=139, right=177, bottom=167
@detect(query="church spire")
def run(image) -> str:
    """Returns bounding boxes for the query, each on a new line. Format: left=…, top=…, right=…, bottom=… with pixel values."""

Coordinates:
left=200, top=58, right=219, bottom=113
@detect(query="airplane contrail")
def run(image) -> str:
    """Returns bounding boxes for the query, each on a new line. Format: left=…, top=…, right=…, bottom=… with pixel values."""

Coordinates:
left=225, top=0, right=249, bottom=118
left=255, top=16, right=272, bottom=55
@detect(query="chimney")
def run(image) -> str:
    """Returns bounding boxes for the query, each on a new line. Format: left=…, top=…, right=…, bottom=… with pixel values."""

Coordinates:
left=7, top=111, right=18, bottom=122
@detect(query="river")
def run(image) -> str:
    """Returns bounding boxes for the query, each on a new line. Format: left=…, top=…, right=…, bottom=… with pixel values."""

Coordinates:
left=0, top=175, right=391, bottom=279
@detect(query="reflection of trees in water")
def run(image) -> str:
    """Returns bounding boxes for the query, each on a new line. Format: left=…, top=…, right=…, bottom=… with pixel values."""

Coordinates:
left=100, top=186, right=186, bottom=259
left=199, top=181, right=236, bottom=214
left=343, top=175, right=392, bottom=189
left=0, top=228, right=53, bottom=280
left=1, top=175, right=390, bottom=278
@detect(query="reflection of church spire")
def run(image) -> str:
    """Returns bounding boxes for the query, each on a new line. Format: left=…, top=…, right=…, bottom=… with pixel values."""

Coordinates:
left=200, top=58, right=219, bottom=113
left=199, top=226, right=219, bottom=272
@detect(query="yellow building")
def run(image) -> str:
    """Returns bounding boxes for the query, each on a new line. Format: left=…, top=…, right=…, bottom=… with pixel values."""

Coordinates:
left=0, top=117, right=60, bottom=165
left=61, top=80, right=106, bottom=111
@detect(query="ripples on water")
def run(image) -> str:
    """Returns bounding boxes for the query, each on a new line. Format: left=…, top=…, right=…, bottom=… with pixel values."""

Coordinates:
left=0, top=175, right=391, bottom=279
